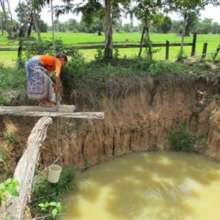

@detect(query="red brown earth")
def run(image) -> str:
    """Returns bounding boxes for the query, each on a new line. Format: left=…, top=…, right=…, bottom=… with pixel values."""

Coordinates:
left=1, top=73, right=220, bottom=172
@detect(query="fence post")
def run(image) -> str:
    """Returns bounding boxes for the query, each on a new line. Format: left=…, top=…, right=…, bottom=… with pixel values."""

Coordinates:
left=201, top=42, right=208, bottom=61
left=213, top=45, right=220, bottom=61
left=191, top=33, right=197, bottom=57
left=165, top=40, right=170, bottom=60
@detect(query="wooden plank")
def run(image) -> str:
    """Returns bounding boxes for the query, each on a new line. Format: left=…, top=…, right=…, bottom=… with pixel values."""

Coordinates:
left=0, top=105, right=75, bottom=113
left=4, top=117, right=53, bottom=220
left=0, top=109, right=104, bottom=119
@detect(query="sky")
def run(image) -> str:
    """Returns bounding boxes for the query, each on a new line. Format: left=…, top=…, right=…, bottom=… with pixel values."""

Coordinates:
left=8, top=0, right=220, bottom=25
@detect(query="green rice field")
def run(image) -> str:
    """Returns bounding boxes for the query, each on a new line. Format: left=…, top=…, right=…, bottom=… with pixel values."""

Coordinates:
left=0, top=32, right=219, bottom=65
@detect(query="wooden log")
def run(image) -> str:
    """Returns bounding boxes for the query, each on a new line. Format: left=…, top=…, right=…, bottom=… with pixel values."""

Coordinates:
left=0, top=109, right=104, bottom=119
left=4, top=117, right=53, bottom=220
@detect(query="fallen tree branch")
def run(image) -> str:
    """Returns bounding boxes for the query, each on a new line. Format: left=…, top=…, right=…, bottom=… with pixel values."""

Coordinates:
left=2, top=117, right=53, bottom=220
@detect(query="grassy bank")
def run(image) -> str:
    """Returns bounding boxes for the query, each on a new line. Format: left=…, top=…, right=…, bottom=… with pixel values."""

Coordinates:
left=1, top=55, right=219, bottom=106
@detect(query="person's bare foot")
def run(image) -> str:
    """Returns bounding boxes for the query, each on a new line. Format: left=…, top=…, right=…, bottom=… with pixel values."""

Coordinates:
left=39, top=100, right=56, bottom=107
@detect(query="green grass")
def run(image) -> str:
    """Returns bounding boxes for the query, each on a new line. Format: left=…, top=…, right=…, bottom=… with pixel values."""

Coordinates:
left=0, top=32, right=219, bottom=66
left=0, top=65, right=26, bottom=105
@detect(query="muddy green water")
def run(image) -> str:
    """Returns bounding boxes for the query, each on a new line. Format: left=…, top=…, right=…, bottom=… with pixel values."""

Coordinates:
left=61, top=152, right=220, bottom=220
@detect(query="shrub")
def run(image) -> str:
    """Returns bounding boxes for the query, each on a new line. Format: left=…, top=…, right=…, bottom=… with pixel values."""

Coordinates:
left=38, top=201, right=62, bottom=219
left=148, top=61, right=188, bottom=76
left=3, top=131, right=18, bottom=145
left=31, top=165, right=77, bottom=209
left=23, top=40, right=81, bottom=60
left=95, top=49, right=104, bottom=61
left=0, top=178, right=19, bottom=206
left=168, top=125, right=195, bottom=152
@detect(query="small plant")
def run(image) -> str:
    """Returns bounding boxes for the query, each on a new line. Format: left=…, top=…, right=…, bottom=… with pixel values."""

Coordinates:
left=3, top=131, right=17, bottom=145
left=168, top=125, right=195, bottom=152
left=95, top=49, right=104, bottom=61
left=0, top=178, right=19, bottom=206
left=38, top=201, right=62, bottom=219
left=113, top=48, right=120, bottom=59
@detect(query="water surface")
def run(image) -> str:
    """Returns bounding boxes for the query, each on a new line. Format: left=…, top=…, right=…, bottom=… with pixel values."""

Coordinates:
left=61, top=152, right=220, bottom=220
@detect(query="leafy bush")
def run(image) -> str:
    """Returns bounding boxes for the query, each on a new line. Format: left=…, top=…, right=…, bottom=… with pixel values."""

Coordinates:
left=38, top=201, right=62, bottom=219
left=148, top=61, right=188, bottom=76
left=168, top=125, right=195, bottom=152
left=23, top=40, right=81, bottom=60
left=95, top=49, right=104, bottom=61
left=0, top=178, right=19, bottom=206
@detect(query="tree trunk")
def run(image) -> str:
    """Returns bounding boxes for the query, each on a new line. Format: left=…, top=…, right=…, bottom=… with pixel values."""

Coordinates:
left=184, top=14, right=190, bottom=36
left=179, top=13, right=187, bottom=61
left=145, top=25, right=152, bottom=61
left=33, top=10, right=41, bottom=41
left=0, top=14, right=4, bottom=35
left=104, top=0, right=113, bottom=59
left=0, top=0, right=12, bottom=37
left=50, top=0, right=55, bottom=52
left=27, top=15, right=33, bottom=37
left=5, top=0, right=12, bottom=23
left=130, top=12, right=133, bottom=28
left=138, top=25, right=146, bottom=57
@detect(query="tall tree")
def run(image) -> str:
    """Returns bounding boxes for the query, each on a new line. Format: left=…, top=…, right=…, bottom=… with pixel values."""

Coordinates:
left=54, top=0, right=125, bottom=59
left=50, top=0, right=55, bottom=50
left=184, top=11, right=198, bottom=36
left=134, top=0, right=164, bottom=58
left=5, top=0, right=12, bottom=23
left=168, top=0, right=217, bottom=59
left=0, top=0, right=12, bottom=37
left=0, top=10, right=5, bottom=35
left=104, top=0, right=113, bottom=58
left=16, top=0, right=43, bottom=40
left=153, top=14, right=172, bottom=33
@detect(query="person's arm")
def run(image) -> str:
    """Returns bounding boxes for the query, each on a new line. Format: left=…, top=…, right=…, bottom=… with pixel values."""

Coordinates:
left=54, top=59, right=62, bottom=101
left=55, top=59, right=62, bottom=79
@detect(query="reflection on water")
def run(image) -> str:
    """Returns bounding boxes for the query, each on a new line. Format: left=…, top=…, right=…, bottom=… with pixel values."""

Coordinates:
left=60, top=152, right=220, bottom=220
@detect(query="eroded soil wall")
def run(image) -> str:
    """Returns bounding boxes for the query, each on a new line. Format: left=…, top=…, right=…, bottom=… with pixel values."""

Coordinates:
left=1, top=74, right=220, bottom=170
